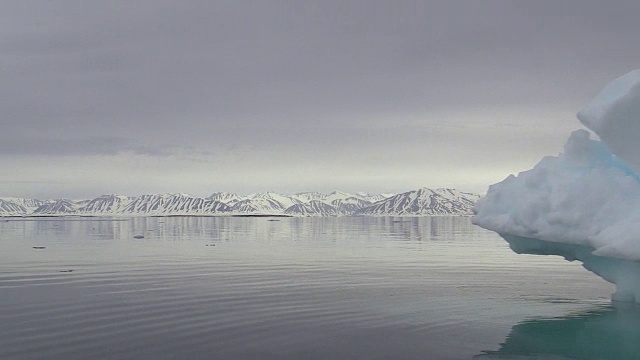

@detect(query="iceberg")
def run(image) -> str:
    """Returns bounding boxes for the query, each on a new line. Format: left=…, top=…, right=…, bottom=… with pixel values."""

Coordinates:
left=473, top=70, right=640, bottom=302
left=578, top=69, right=640, bottom=174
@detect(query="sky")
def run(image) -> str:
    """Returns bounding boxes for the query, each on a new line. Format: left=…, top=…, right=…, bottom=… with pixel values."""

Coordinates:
left=2, top=1, right=640, bottom=199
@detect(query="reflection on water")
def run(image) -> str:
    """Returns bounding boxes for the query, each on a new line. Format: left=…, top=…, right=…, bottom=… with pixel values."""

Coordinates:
left=0, top=216, right=622, bottom=359
left=0, top=216, right=475, bottom=242
left=476, top=303, right=640, bottom=360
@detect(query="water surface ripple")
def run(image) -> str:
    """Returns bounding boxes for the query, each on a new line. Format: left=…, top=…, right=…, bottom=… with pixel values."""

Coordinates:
left=0, top=216, right=618, bottom=359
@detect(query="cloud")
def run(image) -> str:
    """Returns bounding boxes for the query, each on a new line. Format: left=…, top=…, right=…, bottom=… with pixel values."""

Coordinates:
left=2, top=1, right=640, bottom=197
left=0, top=136, right=174, bottom=157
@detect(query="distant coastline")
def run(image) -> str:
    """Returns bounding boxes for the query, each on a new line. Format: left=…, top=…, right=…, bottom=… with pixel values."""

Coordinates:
left=0, top=188, right=480, bottom=217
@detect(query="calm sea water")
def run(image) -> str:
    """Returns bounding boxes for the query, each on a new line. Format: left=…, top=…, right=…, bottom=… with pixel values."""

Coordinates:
left=0, top=216, right=636, bottom=359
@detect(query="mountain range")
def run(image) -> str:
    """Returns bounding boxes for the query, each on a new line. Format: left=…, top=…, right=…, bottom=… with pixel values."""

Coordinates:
left=0, top=188, right=480, bottom=217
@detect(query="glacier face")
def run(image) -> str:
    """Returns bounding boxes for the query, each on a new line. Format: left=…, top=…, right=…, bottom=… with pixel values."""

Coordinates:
left=0, top=188, right=479, bottom=217
left=473, top=69, right=640, bottom=302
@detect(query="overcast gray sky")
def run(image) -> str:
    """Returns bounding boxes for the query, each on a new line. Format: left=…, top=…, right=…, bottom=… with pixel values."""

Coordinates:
left=2, top=1, right=640, bottom=199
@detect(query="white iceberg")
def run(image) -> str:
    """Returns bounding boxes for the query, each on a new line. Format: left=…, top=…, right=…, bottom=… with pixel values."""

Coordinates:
left=473, top=70, right=640, bottom=302
left=578, top=69, right=640, bottom=174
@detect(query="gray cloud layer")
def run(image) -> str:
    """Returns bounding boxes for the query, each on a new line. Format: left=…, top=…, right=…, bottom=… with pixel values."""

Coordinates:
left=2, top=1, right=640, bottom=198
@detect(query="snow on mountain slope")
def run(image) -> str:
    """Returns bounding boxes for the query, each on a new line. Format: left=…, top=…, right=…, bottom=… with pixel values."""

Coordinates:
left=1, top=198, right=50, bottom=212
left=33, top=200, right=78, bottom=215
left=229, top=197, right=286, bottom=214
left=357, top=188, right=480, bottom=215
left=250, top=192, right=299, bottom=209
left=0, top=199, right=27, bottom=215
left=292, top=192, right=324, bottom=203
left=331, top=197, right=373, bottom=215
left=284, top=200, right=339, bottom=216
left=208, top=192, right=244, bottom=206
left=362, top=193, right=396, bottom=203
left=121, top=194, right=168, bottom=214
left=0, top=188, right=480, bottom=216
left=77, top=195, right=132, bottom=214
left=322, top=191, right=358, bottom=204
left=0, top=198, right=55, bottom=215
left=122, top=194, right=231, bottom=215
left=160, top=194, right=216, bottom=214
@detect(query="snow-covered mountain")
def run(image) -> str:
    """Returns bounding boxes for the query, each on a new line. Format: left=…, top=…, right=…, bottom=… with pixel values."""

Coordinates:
left=33, top=199, right=78, bottom=215
left=331, top=197, right=373, bottom=215
left=292, top=192, right=324, bottom=203
left=122, top=194, right=231, bottom=215
left=284, top=200, right=340, bottom=216
left=321, top=191, right=358, bottom=204
left=0, top=188, right=480, bottom=217
left=78, top=195, right=132, bottom=214
left=0, top=199, right=28, bottom=216
left=208, top=192, right=243, bottom=206
left=361, top=193, right=396, bottom=203
left=229, top=198, right=286, bottom=214
left=249, top=192, right=300, bottom=209
left=356, top=188, right=480, bottom=216
left=1, top=197, right=50, bottom=212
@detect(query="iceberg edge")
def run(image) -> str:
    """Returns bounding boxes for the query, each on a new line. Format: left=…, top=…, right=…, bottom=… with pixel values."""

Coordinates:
left=501, top=233, right=640, bottom=303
